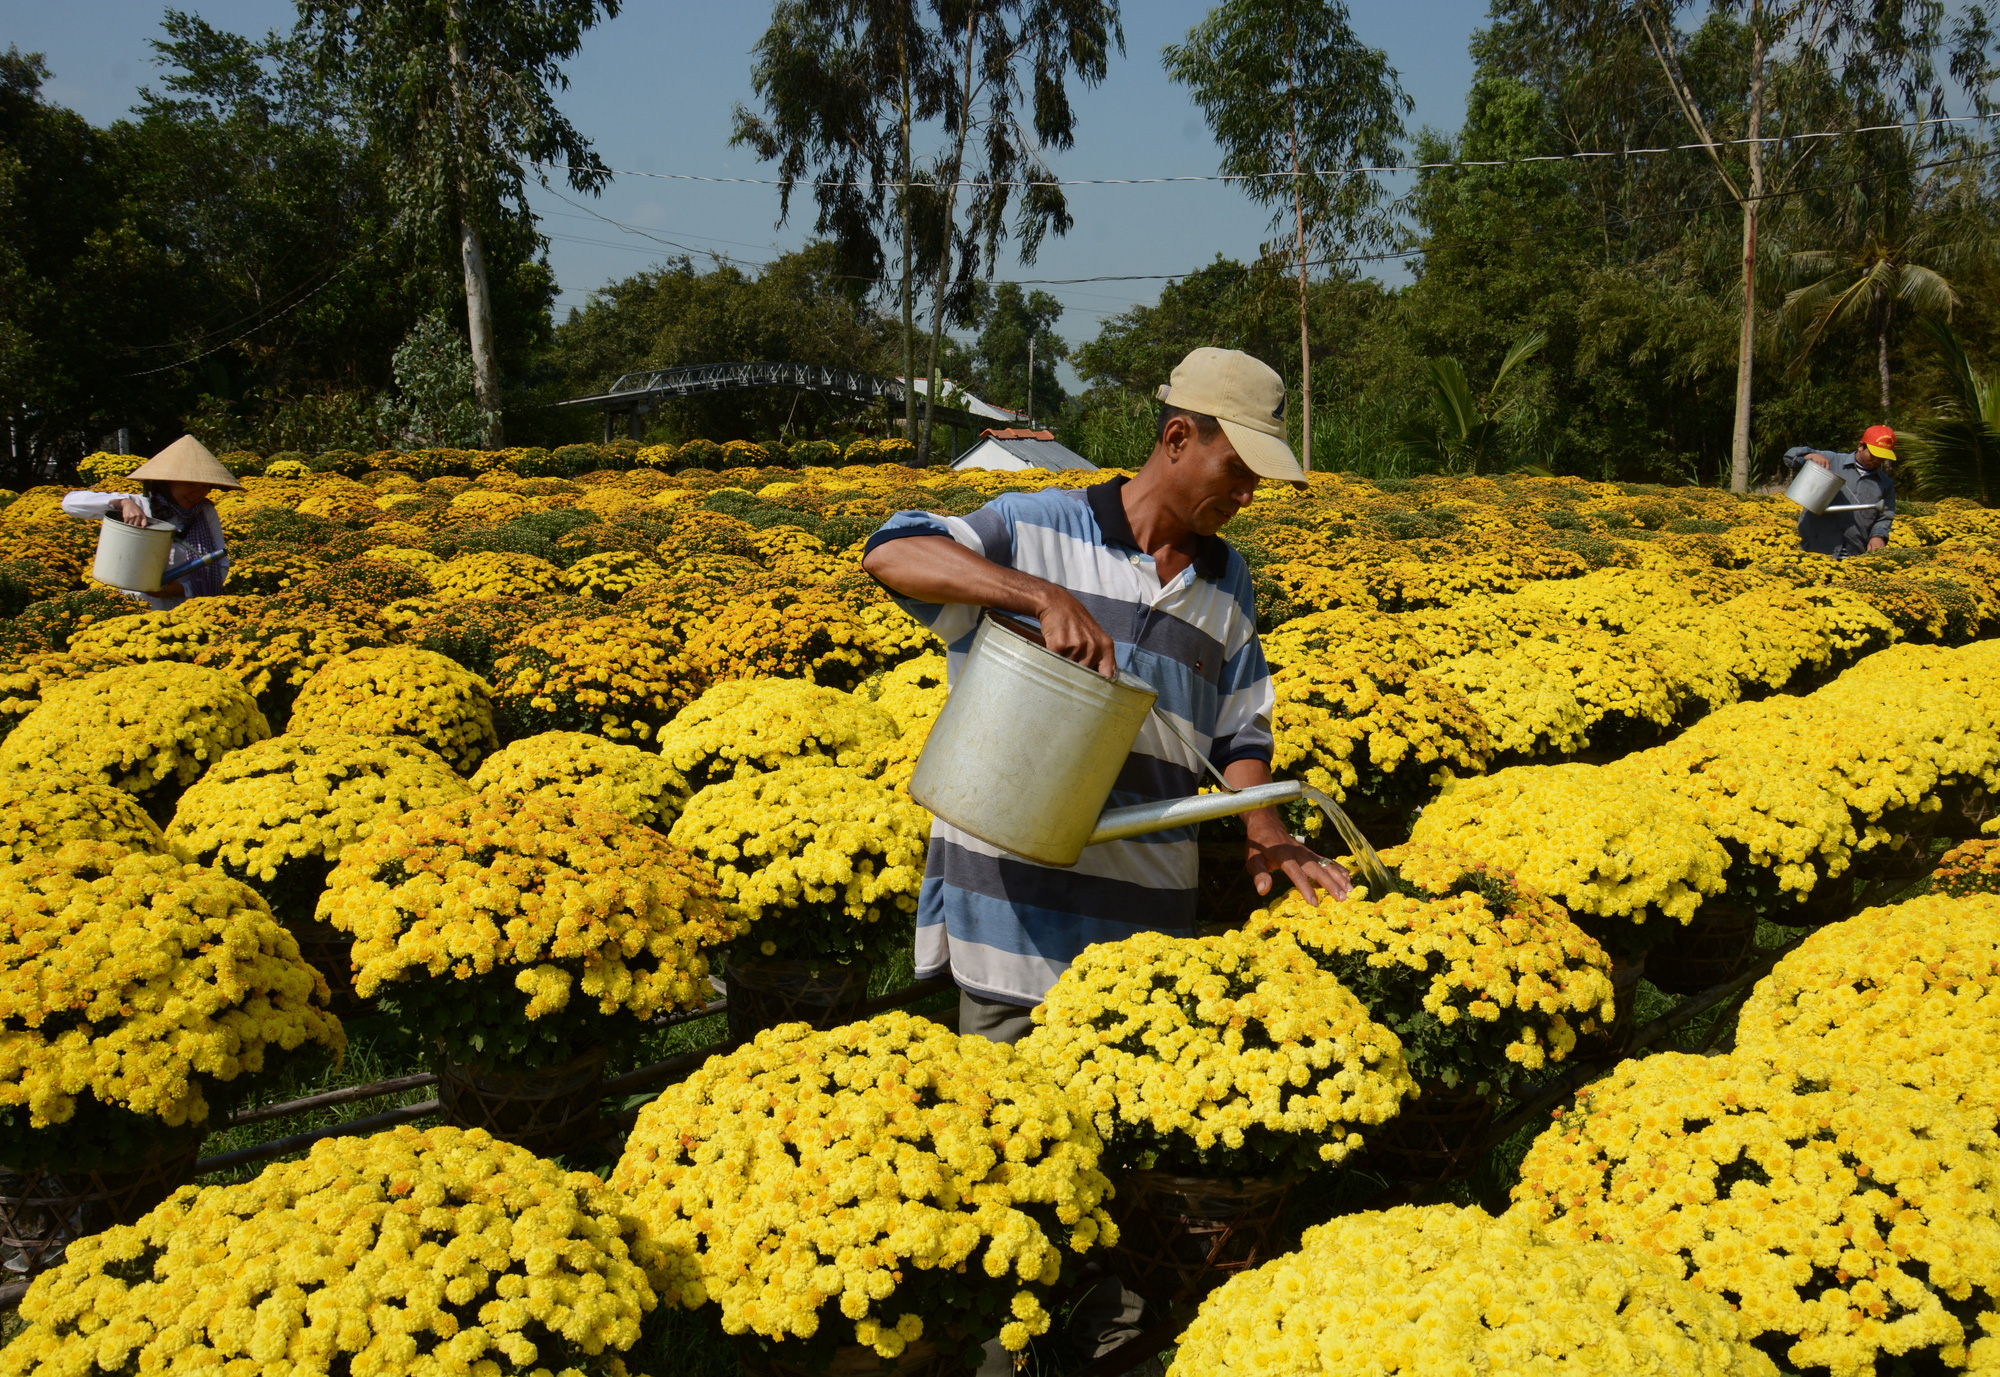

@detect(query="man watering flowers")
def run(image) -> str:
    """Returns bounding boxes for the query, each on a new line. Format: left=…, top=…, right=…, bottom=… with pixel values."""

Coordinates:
left=1780, top=424, right=1897, bottom=557
left=61, top=435, right=239, bottom=609
left=864, top=347, right=1351, bottom=1041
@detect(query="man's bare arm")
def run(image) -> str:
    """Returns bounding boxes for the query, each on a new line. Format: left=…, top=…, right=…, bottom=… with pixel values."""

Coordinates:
left=862, top=535, right=1117, bottom=677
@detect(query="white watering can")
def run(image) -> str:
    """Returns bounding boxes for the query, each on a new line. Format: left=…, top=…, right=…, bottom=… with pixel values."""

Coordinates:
left=908, top=612, right=1395, bottom=893
left=90, top=517, right=227, bottom=593
left=1784, top=460, right=1883, bottom=516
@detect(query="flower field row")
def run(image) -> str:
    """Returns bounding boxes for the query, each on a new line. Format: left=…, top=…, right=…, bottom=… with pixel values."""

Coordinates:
left=0, top=454, right=1993, bottom=1374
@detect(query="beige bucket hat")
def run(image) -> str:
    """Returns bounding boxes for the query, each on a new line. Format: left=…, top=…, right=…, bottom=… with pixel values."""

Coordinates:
left=126, top=435, right=243, bottom=490
left=1155, top=347, right=1307, bottom=487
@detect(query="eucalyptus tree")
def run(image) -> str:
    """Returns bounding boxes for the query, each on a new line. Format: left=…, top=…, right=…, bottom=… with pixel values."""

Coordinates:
left=911, top=0, right=1121, bottom=463
left=1164, top=0, right=1407, bottom=471
left=296, top=0, right=619, bottom=444
left=733, top=0, right=950, bottom=443
left=736, top=0, right=1118, bottom=463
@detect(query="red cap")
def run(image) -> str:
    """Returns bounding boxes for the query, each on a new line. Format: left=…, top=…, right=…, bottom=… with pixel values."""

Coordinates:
left=1861, top=425, right=1897, bottom=460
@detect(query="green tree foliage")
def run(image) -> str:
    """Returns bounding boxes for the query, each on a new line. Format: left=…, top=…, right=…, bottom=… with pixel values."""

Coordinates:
left=1905, top=318, right=1999, bottom=505
left=378, top=311, right=496, bottom=447
left=960, top=281, right=1067, bottom=422
left=0, top=16, right=559, bottom=474
left=545, top=245, right=899, bottom=441
left=732, top=1, right=954, bottom=443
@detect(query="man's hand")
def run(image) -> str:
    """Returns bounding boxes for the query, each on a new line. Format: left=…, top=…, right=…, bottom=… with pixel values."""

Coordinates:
left=1036, top=586, right=1117, bottom=678
left=863, top=533, right=1118, bottom=678
left=115, top=498, right=147, bottom=526
left=1245, top=831, right=1352, bottom=906
left=1809, top=451, right=1831, bottom=469
left=1866, top=536, right=1886, bottom=552
left=1222, top=758, right=1352, bottom=906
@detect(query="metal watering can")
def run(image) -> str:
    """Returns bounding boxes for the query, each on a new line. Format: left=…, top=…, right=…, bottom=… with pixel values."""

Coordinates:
left=89, top=517, right=226, bottom=594
left=907, top=613, right=1395, bottom=893
left=1784, top=460, right=1883, bottom=516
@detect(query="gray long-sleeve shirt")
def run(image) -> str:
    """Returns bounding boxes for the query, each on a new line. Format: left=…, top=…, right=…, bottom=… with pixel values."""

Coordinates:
left=1780, top=446, right=1895, bottom=557
left=61, top=489, right=230, bottom=609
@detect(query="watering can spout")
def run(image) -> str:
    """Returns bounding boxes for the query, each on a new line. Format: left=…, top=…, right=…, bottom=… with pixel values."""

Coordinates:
left=1086, top=781, right=1303, bottom=845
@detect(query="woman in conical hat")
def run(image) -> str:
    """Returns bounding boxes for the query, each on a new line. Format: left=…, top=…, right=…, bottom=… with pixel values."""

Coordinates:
left=61, top=435, right=240, bottom=610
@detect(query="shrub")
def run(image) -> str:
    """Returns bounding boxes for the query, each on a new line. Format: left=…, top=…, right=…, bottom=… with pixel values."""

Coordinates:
left=1411, top=762, right=1729, bottom=960
left=1267, top=654, right=1491, bottom=833
left=319, top=791, right=732, bottom=1067
left=0, top=590, right=145, bottom=654
left=470, top=731, right=686, bottom=832
left=0, top=840, right=343, bottom=1169
left=612, top=1012, right=1117, bottom=1367
left=668, top=763, right=928, bottom=965
left=0, top=662, right=269, bottom=816
left=167, top=730, right=471, bottom=923
left=1172, top=1204, right=1776, bottom=1377
left=1019, top=928, right=1416, bottom=1175
left=635, top=441, right=677, bottom=470
left=550, top=443, right=604, bottom=477
left=308, top=448, right=368, bottom=476
left=1734, top=892, right=2000, bottom=1123
left=489, top=615, right=690, bottom=743
left=191, top=596, right=390, bottom=728
left=0, top=1125, right=674, bottom=1377
left=557, top=549, right=668, bottom=603
left=1513, top=1050, right=2000, bottom=1377
left=654, top=679, right=898, bottom=798
left=429, top=550, right=566, bottom=601
left=674, top=437, right=723, bottom=471
left=1250, top=843, right=1613, bottom=1097
left=75, top=451, right=144, bottom=486
left=0, top=770, right=172, bottom=864
left=287, top=645, right=498, bottom=772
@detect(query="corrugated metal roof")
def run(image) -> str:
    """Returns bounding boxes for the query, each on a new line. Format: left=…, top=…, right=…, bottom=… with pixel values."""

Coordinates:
left=952, top=434, right=1097, bottom=472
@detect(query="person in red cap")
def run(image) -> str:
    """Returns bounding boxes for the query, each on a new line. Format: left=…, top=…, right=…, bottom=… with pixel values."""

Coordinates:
left=1781, top=424, right=1897, bottom=556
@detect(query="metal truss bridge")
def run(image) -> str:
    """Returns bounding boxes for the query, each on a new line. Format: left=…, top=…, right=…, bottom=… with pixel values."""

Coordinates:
left=558, top=361, right=991, bottom=441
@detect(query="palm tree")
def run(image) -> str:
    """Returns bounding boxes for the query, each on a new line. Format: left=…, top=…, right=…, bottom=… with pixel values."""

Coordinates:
left=1397, top=332, right=1547, bottom=475
left=1902, top=318, right=1997, bottom=506
left=1781, top=187, right=1981, bottom=413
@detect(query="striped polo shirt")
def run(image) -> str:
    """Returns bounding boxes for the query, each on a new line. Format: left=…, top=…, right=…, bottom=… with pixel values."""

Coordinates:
left=864, top=478, right=1275, bottom=1007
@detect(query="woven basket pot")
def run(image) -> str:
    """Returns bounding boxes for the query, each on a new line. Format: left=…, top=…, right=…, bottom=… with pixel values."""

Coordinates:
left=1584, top=954, right=1647, bottom=1058
left=1939, top=784, right=1996, bottom=842
left=737, top=1336, right=971, bottom=1377
left=288, top=918, right=368, bottom=1015
left=1109, top=1169, right=1296, bottom=1303
left=1646, top=904, right=1759, bottom=996
left=435, top=1044, right=606, bottom=1156
left=725, top=957, right=872, bottom=1045
left=1365, top=1083, right=1496, bottom=1185
left=0, top=1132, right=204, bottom=1277
left=1849, top=807, right=1941, bottom=885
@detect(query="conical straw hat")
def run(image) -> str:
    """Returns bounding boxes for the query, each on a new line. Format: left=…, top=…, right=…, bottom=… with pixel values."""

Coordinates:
left=126, top=435, right=243, bottom=490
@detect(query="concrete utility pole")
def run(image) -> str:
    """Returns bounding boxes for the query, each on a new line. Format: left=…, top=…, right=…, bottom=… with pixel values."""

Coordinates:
left=1027, top=336, right=1035, bottom=428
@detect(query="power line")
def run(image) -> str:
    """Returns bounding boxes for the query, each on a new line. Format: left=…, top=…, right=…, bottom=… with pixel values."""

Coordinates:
left=538, top=112, right=1997, bottom=191
left=541, top=147, right=1993, bottom=293
left=118, top=230, right=399, bottom=379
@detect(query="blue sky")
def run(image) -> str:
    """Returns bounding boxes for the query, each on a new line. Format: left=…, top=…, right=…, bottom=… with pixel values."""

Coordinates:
left=7, top=1, right=1492, bottom=368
